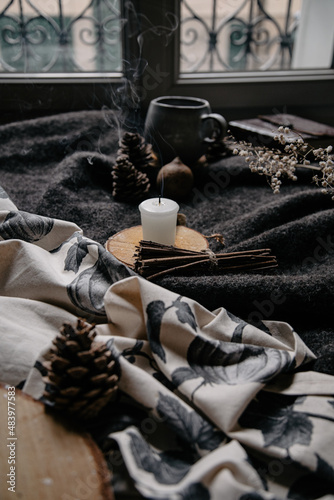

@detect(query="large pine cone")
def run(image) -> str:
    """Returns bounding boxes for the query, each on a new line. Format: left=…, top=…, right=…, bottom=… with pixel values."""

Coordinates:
left=118, top=132, right=159, bottom=172
left=42, top=319, right=119, bottom=420
left=112, top=154, right=150, bottom=203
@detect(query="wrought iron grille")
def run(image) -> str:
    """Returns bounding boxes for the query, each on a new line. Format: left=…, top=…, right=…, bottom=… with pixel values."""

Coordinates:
left=0, top=0, right=122, bottom=73
left=180, top=0, right=301, bottom=73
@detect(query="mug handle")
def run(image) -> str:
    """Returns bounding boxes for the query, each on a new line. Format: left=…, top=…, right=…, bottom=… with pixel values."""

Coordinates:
left=201, top=113, right=227, bottom=143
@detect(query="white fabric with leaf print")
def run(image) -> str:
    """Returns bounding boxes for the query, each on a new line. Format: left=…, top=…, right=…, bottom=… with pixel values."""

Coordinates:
left=1, top=189, right=334, bottom=500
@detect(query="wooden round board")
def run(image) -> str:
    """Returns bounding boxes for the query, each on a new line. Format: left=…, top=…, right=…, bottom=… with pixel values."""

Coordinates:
left=0, top=385, right=114, bottom=500
left=105, top=225, right=208, bottom=268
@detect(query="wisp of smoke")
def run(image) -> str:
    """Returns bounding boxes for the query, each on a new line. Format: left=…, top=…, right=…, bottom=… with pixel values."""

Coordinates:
left=105, top=1, right=179, bottom=134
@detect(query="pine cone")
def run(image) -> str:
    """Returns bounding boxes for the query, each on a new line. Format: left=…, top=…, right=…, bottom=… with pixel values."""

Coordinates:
left=42, top=319, right=119, bottom=420
left=118, top=132, right=159, bottom=172
left=112, top=154, right=150, bottom=203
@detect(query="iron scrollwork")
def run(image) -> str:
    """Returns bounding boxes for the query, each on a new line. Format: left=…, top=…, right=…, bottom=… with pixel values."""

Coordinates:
left=0, top=0, right=301, bottom=74
left=0, top=0, right=122, bottom=73
left=180, top=0, right=300, bottom=72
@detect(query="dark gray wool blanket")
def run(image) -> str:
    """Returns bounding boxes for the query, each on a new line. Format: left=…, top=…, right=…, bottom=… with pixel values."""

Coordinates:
left=1, top=109, right=334, bottom=375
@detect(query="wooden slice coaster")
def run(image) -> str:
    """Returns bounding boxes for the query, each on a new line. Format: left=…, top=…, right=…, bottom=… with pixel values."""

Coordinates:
left=0, top=385, right=114, bottom=500
left=105, top=225, right=208, bottom=268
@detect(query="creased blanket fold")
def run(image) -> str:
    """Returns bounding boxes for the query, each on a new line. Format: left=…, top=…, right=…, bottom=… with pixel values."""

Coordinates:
left=1, top=110, right=334, bottom=499
left=1, top=191, right=334, bottom=499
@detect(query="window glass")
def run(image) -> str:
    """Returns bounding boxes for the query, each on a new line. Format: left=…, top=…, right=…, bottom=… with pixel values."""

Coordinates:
left=0, top=0, right=122, bottom=73
left=180, top=0, right=334, bottom=73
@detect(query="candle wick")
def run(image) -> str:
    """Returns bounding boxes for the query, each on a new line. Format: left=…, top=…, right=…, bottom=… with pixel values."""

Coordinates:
left=159, top=195, right=161, bottom=205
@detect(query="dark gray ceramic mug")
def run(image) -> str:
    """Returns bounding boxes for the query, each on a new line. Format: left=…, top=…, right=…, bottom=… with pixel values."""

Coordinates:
left=144, top=96, right=227, bottom=165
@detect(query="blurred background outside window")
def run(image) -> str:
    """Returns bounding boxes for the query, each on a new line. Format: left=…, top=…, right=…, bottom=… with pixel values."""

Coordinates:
left=1, top=0, right=333, bottom=76
left=180, top=0, right=334, bottom=73
left=0, top=0, right=122, bottom=73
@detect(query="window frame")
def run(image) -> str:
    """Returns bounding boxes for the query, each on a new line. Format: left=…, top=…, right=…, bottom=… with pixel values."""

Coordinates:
left=138, top=0, right=334, bottom=124
left=1, top=0, right=334, bottom=126
left=0, top=0, right=131, bottom=122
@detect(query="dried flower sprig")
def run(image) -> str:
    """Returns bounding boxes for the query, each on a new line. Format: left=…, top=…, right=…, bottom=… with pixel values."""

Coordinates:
left=311, top=145, right=334, bottom=199
left=232, top=126, right=334, bottom=198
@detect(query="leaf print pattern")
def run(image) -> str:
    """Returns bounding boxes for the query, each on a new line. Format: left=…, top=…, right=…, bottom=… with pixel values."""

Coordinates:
left=50, top=231, right=82, bottom=255
left=239, top=393, right=313, bottom=451
left=146, top=300, right=168, bottom=362
left=3, top=218, right=330, bottom=500
left=254, top=320, right=272, bottom=336
left=156, top=392, right=225, bottom=451
left=122, top=340, right=146, bottom=365
left=226, top=310, right=248, bottom=342
left=64, top=235, right=91, bottom=273
left=105, top=338, right=122, bottom=380
left=128, top=430, right=192, bottom=484
left=171, top=366, right=200, bottom=388
left=153, top=371, right=177, bottom=392
left=67, top=242, right=133, bottom=316
left=172, top=335, right=292, bottom=397
left=67, top=261, right=108, bottom=316
left=288, top=454, right=334, bottom=499
left=172, top=296, right=197, bottom=331
left=146, top=296, right=197, bottom=363
left=122, top=340, right=165, bottom=377
left=0, top=210, right=54, bottom=242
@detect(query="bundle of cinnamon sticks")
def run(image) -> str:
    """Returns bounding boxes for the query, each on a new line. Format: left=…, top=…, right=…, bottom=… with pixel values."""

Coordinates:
left=134, top=240, right=278, bottom=280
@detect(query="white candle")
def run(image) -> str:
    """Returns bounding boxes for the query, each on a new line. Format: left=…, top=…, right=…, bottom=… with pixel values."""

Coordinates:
left=139, top=197, right=179, bottom=245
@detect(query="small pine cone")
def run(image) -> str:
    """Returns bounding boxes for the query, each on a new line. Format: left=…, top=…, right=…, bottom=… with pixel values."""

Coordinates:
left=42, top=319, right=119, bottom=421
left=112, top=154, right=150, bottom=203
left=118, top=132, right=159, bottom=172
